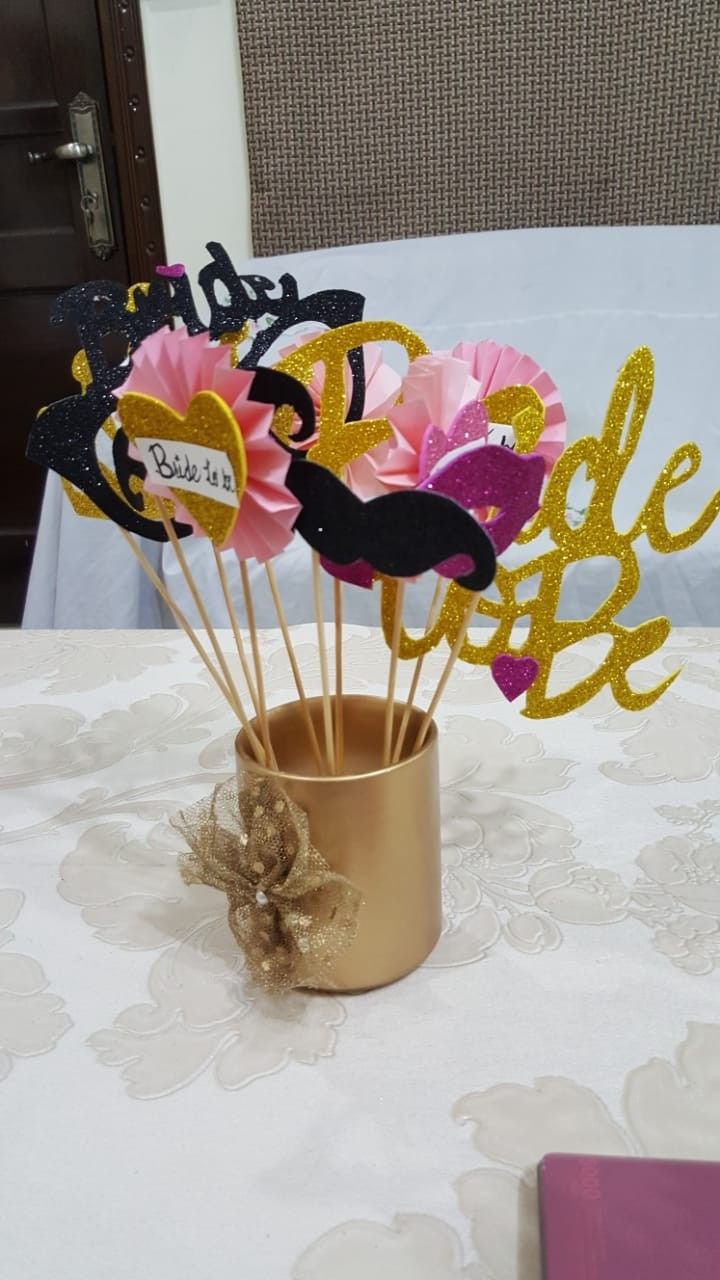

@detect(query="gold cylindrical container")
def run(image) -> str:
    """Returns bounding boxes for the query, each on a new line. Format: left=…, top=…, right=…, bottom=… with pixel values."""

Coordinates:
left=235, top=695, right=441, bottom=992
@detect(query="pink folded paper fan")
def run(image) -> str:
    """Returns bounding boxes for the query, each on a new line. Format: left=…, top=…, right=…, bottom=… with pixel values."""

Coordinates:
left=118, top=329, right=299, bottom=562
left=366, top=343, right=566, bottom=494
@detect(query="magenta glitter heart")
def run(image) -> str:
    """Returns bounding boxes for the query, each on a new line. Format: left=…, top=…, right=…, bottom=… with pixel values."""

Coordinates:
left=155, top=263, right=187, bottom=278
left=490, top=653, right=539, bottom=701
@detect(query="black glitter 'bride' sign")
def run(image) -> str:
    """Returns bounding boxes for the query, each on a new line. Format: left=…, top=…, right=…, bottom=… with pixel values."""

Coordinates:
left=26, top=242, right=366, bottom=541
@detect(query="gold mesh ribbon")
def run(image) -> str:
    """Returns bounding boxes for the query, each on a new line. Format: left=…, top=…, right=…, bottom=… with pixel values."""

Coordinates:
left=172, top=775, right=361, bottom=993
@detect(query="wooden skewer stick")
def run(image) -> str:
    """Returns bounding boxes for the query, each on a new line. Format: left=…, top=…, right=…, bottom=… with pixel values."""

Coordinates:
left=119, top=529, right=266, bottom=764
left=392, top=576, right=444, bottom=765
left=265, top=560, right=324, bottom=773
left=120, top=528, right=233, bottom=707
left=158, top=508, right=248, bottom=725
left=238, top=560, right=277, bottom=769
left=333, top=576, right=344, bottom=774
left=382, top=580, right=405, bottom=767
left=212, top=546, right=262, bottom=720
left=311, top=552, right=335, bottom=775
left=411, top=591, right=481, bottom=754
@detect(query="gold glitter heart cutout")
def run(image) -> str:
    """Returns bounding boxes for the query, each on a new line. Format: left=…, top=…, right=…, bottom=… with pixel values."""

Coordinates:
left=118, top=390, right=247, bottom=544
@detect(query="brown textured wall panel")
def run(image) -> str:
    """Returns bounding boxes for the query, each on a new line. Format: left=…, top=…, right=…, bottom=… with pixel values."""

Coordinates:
left=235, top=0, right=720, bottom=254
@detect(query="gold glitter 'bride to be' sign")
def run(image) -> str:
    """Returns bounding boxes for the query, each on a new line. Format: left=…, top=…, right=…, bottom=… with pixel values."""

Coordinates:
left=392, top=346, right=719, bottom=716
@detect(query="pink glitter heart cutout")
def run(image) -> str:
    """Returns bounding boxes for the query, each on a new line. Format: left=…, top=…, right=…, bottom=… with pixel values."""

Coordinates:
left=490, top=653, right=539, bottom=701
left=446, top=400, right=489, bottom=451
left=418, top=403, right=489, bottom=483
left=418, top=426, right=447, bottom=482
left=155, top=263, right=186, bottom=278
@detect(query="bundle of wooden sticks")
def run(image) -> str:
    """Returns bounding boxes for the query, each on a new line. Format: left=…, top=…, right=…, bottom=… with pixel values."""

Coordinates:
left=123, top=514, right=479, bottom=776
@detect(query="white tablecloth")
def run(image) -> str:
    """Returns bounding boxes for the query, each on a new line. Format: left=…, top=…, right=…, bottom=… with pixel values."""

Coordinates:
left=23, top=225, right=720, bottom=630
left=2, top=626, right=719, bottom=1279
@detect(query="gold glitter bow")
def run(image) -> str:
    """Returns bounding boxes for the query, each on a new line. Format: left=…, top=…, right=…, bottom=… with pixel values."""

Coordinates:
left=172, top=776, right=361, bottom=993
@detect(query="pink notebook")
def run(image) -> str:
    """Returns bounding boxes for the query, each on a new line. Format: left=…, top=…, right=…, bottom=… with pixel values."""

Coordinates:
left=538, top=1153, right=720, bottom=1279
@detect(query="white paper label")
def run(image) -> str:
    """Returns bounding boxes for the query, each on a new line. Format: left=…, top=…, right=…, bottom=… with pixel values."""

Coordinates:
left=486, top=421, right=516, bottom=449
left=135, top=438, right=239, bottom=508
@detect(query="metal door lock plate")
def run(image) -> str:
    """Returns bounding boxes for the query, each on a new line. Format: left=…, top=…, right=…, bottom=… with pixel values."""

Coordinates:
left=69, top=91, right=115, bottom=260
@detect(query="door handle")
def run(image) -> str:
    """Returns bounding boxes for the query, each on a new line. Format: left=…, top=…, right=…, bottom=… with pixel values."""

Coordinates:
left=27, top=92, right=116, bottom=261
left=28, top=141, right=94, bottom=163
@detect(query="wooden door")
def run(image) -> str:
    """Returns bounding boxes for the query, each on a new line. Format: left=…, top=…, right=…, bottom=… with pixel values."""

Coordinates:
left=0, top=0, right=132, bottom=622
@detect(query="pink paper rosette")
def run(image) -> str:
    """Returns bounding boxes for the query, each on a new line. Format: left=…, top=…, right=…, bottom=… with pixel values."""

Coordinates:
left=452, top=339, right=566, bottom=475
left=366, top=342, right=566, bottom=494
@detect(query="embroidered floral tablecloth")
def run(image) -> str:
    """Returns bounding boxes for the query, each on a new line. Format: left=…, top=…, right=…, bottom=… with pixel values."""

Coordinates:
left=2, top=627, right=719, bottom=1279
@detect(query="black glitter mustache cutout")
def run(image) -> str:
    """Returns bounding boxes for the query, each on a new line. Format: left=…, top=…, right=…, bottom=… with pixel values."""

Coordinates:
left=285, top=457, right=497, bottom=592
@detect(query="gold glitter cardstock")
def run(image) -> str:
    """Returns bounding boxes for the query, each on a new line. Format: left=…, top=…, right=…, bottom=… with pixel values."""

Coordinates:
left=483, top=385, right=545, bottom=453
left=382, top=346, right=720, bottom=718
left=274, top=319, right=428, bottom=473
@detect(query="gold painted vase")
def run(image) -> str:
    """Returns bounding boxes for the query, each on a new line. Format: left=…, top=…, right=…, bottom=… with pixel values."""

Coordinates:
left=235, top=695, right=441, bottom=992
